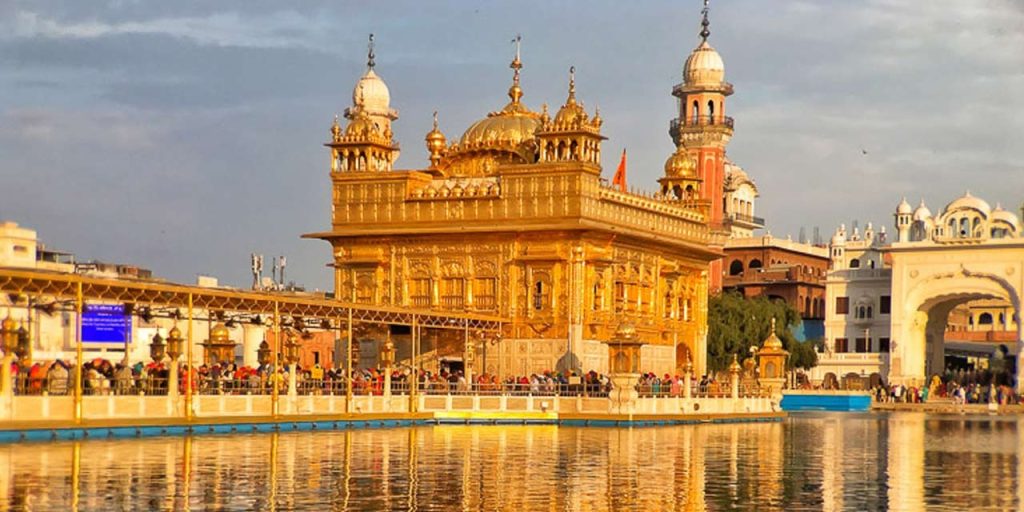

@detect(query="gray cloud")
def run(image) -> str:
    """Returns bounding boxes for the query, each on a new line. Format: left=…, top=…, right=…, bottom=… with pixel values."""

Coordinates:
left=1, top=0, right=1021, bottom=289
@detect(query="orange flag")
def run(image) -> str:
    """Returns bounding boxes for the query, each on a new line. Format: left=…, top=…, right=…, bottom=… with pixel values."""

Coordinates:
left=612, top=148, right=627, bottom=192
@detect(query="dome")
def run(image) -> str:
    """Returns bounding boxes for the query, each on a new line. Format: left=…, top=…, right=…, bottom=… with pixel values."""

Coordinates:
left=912, top=200, right=933, bottom=222
left=664, top=146, right=697, bottom=178
left=990, top=205, right=1020, bottom=230
left=760, top=319, right=785, bottom=351
left=168, top=325, right=182, bottom=340
left=352, top=68, right=391, bottom=115
left=830, top=226, right=846, bottom=245
left=459, top=114, right=540, bottom=148
left=684, top=41, right=725, bottom=87
left=210, top=323, right=230, bottom=343
left=896, top=197, right=912, bottom=215
left=345, top=111, right=379, bottom=138
left=944, top=191, right=991, bottom=216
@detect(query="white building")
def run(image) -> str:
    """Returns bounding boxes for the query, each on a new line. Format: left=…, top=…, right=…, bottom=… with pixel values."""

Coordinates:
left=814, top=193, right=1024, bottom=388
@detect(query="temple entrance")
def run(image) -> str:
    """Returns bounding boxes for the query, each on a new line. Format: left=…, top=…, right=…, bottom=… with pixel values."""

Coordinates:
left=890, top=268, right=1023, bottom=391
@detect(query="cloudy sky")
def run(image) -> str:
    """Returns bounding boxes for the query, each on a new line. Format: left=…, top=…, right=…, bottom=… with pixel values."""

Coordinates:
left=2, top=0, right=1022, bottom=290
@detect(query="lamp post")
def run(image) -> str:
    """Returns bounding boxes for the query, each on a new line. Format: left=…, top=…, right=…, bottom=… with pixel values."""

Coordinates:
left=283, top=329, right=301, bottom=398
left=257, top=340, right=272, bottom=367
left=166, top=325, right=184, bottom=400
left=1, top=315, right=18, bottom=397
left=149, top=332, right=166, bottom=363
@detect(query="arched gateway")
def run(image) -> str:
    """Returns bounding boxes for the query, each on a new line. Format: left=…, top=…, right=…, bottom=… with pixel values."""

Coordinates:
left=888, top=249, right=1024, bottom=392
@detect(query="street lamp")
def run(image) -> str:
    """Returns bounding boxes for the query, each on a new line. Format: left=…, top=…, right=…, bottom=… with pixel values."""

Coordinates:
left=150, top=332, right=166, bottom=363
left=257, top=340, right=272, bottom=366
left=0, top=315, right=17, bottom=395
left=283, top=331, right=301, bottom=366
left=15, top=325, right=29, bottom=360
left=166, top=325, right=184, bottom=362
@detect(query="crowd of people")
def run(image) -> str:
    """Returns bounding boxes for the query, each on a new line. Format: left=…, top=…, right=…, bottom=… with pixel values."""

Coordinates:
left=9, top=359, right=739, bottom=399
left=872, top=367, right=1022, bottom=406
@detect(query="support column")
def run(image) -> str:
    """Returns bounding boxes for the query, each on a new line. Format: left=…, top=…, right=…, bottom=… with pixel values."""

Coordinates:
left=346, top=309, right=353, bottom=412
left=271, top=301, right=280, bottom=418
left=73, top=280, right=83, bottom=424
left=185, top=293, right=194, bottom=421
left=241, top=324, right=264, bottom=368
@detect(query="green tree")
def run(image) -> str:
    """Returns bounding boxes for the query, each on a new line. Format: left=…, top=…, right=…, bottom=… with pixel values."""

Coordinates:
left=706, top=292, right=817, bottom=373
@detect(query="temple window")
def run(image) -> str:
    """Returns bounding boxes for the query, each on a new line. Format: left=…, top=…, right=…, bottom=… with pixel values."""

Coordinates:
left=409, top=278, right=432, bottom=308
left=473, top=277, right=497, bottom=311
left=440, top=277, right=466, bottom=310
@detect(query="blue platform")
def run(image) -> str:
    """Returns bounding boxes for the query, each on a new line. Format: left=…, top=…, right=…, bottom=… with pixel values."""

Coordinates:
left=780, top=391, right=872, bottom=412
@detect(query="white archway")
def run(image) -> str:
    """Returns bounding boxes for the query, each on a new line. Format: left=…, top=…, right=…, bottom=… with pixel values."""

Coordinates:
left=891, top=267, right=1023, bottom=390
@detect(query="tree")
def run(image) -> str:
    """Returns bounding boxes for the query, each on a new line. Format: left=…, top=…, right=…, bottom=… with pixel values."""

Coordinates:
left=706, top=292, right=817, bottom=373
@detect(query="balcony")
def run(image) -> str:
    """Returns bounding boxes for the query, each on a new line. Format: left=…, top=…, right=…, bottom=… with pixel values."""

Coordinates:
left=728, top=213, right=765, bottom=229
left=669, top=115, right=735, bottom=135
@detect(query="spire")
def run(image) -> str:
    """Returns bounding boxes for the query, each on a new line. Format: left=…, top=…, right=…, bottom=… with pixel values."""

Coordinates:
left=367, top=33, right=376, bottom=69
left=507, top=34, right=524, bottom=104
left=770, top=317, right=776, bottom=335
left=432, top=110, right=439, bottom=130
left=567, top=65, right=576, bottom=103
left=700, top=0, right=711, bottom=42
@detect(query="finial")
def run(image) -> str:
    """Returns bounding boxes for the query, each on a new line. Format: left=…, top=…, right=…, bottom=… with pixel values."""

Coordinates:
left=367, top=33, right=376, bottom=69
left=700, top=0, right=711, bottom=41
left=510, top=34, right=523, bottom=82
left=331, top=114, right=341, bottom=141
left=568, top=65, right=576, bottom=101
left=507, top=34, right=524, bottom=104
left=770, top=317, right=776, bottom=334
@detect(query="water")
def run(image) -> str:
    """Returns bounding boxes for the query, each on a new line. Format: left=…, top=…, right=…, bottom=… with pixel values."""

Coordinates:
left=1, top=412, right=1020, bottom=511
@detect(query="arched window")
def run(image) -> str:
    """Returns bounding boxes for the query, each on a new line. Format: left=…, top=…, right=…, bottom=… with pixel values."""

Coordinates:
left=867, top=259, right=876, bottom=269
left=959, top=217, right=970, bottom=237
left=804, top=296, right=811, bottom=315
left=691, top=101, right=699, bottom=124
left=978, top=312, right=993, bottom=325
left=707, top=100, right=715, bottom=123
left=749, top=259, right=763, bottom=270
left=729, top=260, right=744, bottom=276
left=849, top=259, right=861, bottom=269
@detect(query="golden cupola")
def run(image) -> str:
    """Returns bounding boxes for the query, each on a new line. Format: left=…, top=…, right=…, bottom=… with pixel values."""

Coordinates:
left=536, top=66, right=605, bottom=165
left=439, top=39, right=542, bottom=177
left=328, top=34, right=401, bottom=173
left=424, top=111, right=447, bottom=168
left=659, top=146, right=702, bottom=201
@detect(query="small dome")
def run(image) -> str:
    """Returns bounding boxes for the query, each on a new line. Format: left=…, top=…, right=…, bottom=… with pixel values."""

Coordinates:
left=352, top=69, right=391, bottom=115
left=944, top=191, right=992, bottom=216
left=168, top=325, right=182, bottom=339
left=830, top=227, right=846, bottom=246
left=728, top=354, right=742, bottom=373
left=912, top=200, right=933, bottom=222
left=990, top=205, right=1020, bottom=230
left=760, top=319, right=785, bottom=351
left=210, top=323, right=230, bottom=343
left=664, top=146, right=697, bottom=178
left=896, top=197, right=912, bottom=215
left=425, top=114, right=446, bottom=150
left=684, top=41, right=725, bottom=87
left=345, top=112, right=379, bottom=138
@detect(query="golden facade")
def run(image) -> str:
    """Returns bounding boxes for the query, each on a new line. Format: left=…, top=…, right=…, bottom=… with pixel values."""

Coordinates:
left=307, top=36, right=724, bottom=377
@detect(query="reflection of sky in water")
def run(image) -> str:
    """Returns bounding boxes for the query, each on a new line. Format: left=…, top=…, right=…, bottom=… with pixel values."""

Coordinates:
left=0, top=413, right=1020, bottom=511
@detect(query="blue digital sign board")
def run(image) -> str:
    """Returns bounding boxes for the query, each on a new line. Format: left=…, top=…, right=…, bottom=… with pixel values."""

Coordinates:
left=81, top=304, right=131, bottom=344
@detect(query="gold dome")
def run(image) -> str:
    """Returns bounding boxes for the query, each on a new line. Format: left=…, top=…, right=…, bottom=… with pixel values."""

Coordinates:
left=664, top=146, right=698, bottom=178
left=345, top=111, right=380, bottom=139
left=554, top=67, right=587, bottom=126
left=454, top=48, right=540, bottom=153
left=168, top=325, right=182, bottom=340
left=761, top=318, right=784, bottom=351
left=210, top=323, right=230, bottom=343
left=728, top=354, right=742, bottom=373
left=425, top=111, right=447, bottom=153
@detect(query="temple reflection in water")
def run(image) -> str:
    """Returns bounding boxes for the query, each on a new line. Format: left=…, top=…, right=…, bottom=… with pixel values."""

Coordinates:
left=0, top=414, right=1021, bottom=511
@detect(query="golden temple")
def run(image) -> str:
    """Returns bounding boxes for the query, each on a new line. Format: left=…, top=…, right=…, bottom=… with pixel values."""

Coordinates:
left=306, top=10, right=745, bottom=378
